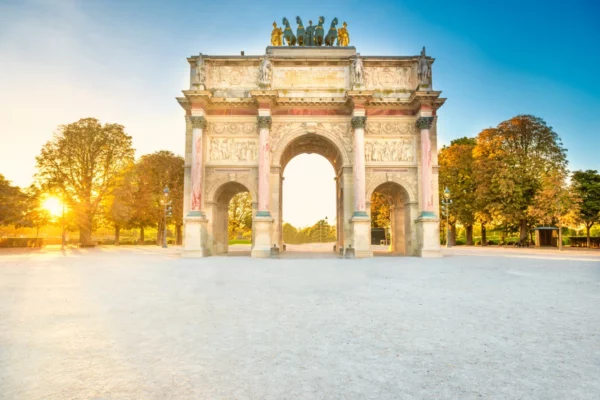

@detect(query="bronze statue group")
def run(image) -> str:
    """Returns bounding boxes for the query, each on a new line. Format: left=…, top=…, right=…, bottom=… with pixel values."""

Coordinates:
left=272, top=17, right=350, bottom=47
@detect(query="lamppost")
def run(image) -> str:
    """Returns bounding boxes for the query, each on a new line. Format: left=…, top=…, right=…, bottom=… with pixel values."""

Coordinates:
left=162, top=186, right=170, bottom=248
left=61, top=194, right=65, bottom=251
left=319, top=216, right=328, bottom=243
left=441, top=187, right=452, bottom=248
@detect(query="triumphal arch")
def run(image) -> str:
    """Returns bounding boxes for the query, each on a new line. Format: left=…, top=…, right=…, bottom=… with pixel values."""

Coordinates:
left=177, top=20, right=445, bottom=258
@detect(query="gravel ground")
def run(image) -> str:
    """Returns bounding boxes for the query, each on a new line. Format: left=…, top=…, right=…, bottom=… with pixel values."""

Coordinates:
left=0, top=247, right=599, bottom=399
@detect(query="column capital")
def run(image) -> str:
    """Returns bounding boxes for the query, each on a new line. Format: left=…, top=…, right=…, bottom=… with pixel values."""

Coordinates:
left=189, top=116, right=207, bottom=129
left=351, top=116, right=367, bottom=129
left=257, top=116, right=272, bottom=129
left=416, top=116, right=434, bottom=130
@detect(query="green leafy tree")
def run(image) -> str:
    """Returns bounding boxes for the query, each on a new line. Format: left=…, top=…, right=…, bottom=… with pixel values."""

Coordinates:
left=0, top=174, right=28, bottom=227
left=473, top=115, right=568, bottom=243
left=131, top=151, right=184, bottom=245
left=439, top=137, right=477, bottom=245
left=571, top=170, right=600, bottom=247
left=370, top=192, right=390, bottom=228
left=228, top=192, right=253, bottom=239
left=103, top=165, right=136, bottom=245
left=35, top=118, right=135, bottom=245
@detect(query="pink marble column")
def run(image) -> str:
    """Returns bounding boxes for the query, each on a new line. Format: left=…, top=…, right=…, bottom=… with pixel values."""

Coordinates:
left=189, top=116, right=206, bottom=215
left=351, top=116, right=368, bottom=216
left=416, top=116, right=435, bottom=217
left=257, top=116, right=272, bottom=216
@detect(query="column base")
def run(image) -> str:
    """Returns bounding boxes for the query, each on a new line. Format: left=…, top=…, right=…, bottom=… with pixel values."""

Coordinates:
left=415, top=216, right=442, bottom=258
left=251, top=213, right=273, bottom=258
left=351, top=213, right=373, bottom=258
left=182, top=212, right=210, bottom=258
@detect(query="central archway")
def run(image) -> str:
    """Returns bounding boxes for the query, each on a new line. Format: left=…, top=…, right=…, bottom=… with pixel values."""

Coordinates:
left=273, top=132, right=351, bottom=254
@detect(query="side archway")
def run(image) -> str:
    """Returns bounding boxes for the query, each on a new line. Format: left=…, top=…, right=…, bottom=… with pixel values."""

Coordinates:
left=205, top=179, right=255, bottom=255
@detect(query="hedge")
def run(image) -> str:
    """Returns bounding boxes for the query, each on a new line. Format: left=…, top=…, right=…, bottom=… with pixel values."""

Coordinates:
left=0, top=238, right=44, bottom=248
left=569, top=237, right=600, bottom=248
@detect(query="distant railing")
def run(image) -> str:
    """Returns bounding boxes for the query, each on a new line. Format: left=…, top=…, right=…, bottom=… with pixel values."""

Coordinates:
left=568, top=237, right=600, bottom=248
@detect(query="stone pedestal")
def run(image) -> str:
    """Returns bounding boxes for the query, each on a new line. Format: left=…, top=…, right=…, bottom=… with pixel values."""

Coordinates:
left=251, top=213, right=273, bottom=258
left=182, top=213, right=209, bottom=258
left=415, top=217, right=442, bottom=257
left=351, top=214, right=373, bottom=258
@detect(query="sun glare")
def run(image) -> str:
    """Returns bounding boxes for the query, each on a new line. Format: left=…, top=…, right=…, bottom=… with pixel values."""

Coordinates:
left=42, top=196, right=63, bottom=217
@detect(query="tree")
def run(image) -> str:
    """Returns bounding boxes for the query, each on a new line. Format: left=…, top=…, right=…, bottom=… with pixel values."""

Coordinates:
left=35, top=118, right=134, bottom=245
left=103, top=165, right=136, bottom=245
left=228, top=192, right=252, bottom=239
left=370, top=192, right=390, bottom=228
left=439, top=137, right=477, bottom=245
left=0, top=174, right=28, bottom=227
left=131, top=151, right=184, bottom=246
left=473, top=115, right=568, bottom=243
left=571, top=170, right=600, bottom=247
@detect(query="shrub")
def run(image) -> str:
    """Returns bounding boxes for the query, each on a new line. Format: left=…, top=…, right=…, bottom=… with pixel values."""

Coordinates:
left=0, top=238, right=45, bottom=248
left=475, top=241, right=481, bottom=246
left=454, top=239, right=466, bottom=246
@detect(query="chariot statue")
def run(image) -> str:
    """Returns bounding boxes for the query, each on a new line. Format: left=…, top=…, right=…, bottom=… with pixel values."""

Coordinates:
left=314, top=16, right=325, bottom=46
left=305, top=20, right=316, bottom=46
left=282, top=17, right=297, bottom=46
left=337, top=22, right=350, bottom=46
left=296, top=16, right=306, bottom=46
left=324, top=17, right=339, bottom=46
left=271, top=22, right=283, bottom=46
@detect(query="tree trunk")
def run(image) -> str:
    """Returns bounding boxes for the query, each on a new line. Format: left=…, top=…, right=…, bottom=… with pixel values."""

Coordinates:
left=465, top=224, right=473, bottom=246
left=114, top=224, right=120, bottom=246
left=36, top=226, right=40, bottom=238
left=140, top=227, right=145, bottom=244
left=481, top=223, right=487, bottom=246
left=176, top=224, right=182, bottom=245
left=78, top=213, right=93, bottom=246
left=450, top=224, right=457, bottom=246
left=501, top=229, right=506, bottom=245
left=586, top=224, right=591, bottom=248
left=157, top=222, right=162, bottom=246
left=519, top=219, right=528, bottom=243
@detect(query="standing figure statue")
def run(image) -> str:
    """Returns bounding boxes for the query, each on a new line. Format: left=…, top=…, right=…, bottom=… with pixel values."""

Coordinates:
left=305, top=20, right=315, bottom=46
left=353, top=54, right=364, bottom=87
left=282, top=17, right=297, bottom=46
left=324, top=17, right=339, bottom=46
left=192, top=53, right=206, bottom=90
left=271, top=22, right=283, bottom=46
left=296, top=16, right=306, bottom=46
left=417, top=46, right=431, bottom=86
left=258, top=56, right=272, bottom=88
left=337, top=22, right=350, bottom=46
left=314, top=16, right=325, bottom=46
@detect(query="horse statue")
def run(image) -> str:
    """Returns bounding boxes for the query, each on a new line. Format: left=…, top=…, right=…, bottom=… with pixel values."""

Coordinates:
left=296, top=16, right=306, bottom=46
left=282, top=17, right=296, bottom=46
left=324, top=17, right=339, bottom=46
left=314, top=16, right=325, bottom=46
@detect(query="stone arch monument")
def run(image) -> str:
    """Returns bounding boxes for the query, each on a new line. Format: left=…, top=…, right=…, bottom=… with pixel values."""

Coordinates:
left=177, top=45, right=445, bottom=258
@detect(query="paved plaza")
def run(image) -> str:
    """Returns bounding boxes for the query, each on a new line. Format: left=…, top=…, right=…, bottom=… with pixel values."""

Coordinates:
left=1, top=247, right=599, bottom=399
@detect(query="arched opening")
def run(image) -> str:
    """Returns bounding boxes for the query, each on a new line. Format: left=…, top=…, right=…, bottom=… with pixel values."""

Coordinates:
left=370, top=182, right=411, bottom=255
left=211, top=181, right=254, bottom=255
left=278, top=133, right=345, bottom=254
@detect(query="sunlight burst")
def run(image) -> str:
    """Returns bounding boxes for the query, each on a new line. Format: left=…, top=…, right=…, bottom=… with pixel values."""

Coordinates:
left=42, top=196, right=63, bottom=217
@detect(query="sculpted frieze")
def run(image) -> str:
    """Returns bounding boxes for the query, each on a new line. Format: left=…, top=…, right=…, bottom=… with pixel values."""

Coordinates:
left=364, top=67, right=412, bottom=90
left=366, top=121, right=415, bottom=135
left=270, top=122, right=306, bottom=152
left=365, top=138, right=415, bottom=163
left=206, top=65, right=259, bottom=89
left=208, top=138, right=258, bottom=162
left=207, top=122, right=257, bottom=135
left=316, top=122, right=353, bottom=153
left=273, top=66, right=349, bottom=88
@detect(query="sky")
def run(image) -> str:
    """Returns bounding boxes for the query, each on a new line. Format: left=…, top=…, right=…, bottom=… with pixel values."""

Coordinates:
left=0, top=0, right=599, bottom=226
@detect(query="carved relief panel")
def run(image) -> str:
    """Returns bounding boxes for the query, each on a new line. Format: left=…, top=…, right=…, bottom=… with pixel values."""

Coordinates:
left=207, top=138, right=258, bottom=163
left=206, top=122, right=257, bottom=135
left=273, top=66, right=349, bottom=89
left=206, top=65, right=259, bottom=89
left=366, top=121, right=415, bottom=136
left=364, top=67, right=413, bottom=90
left=365, top=138, right=416, bottom=163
